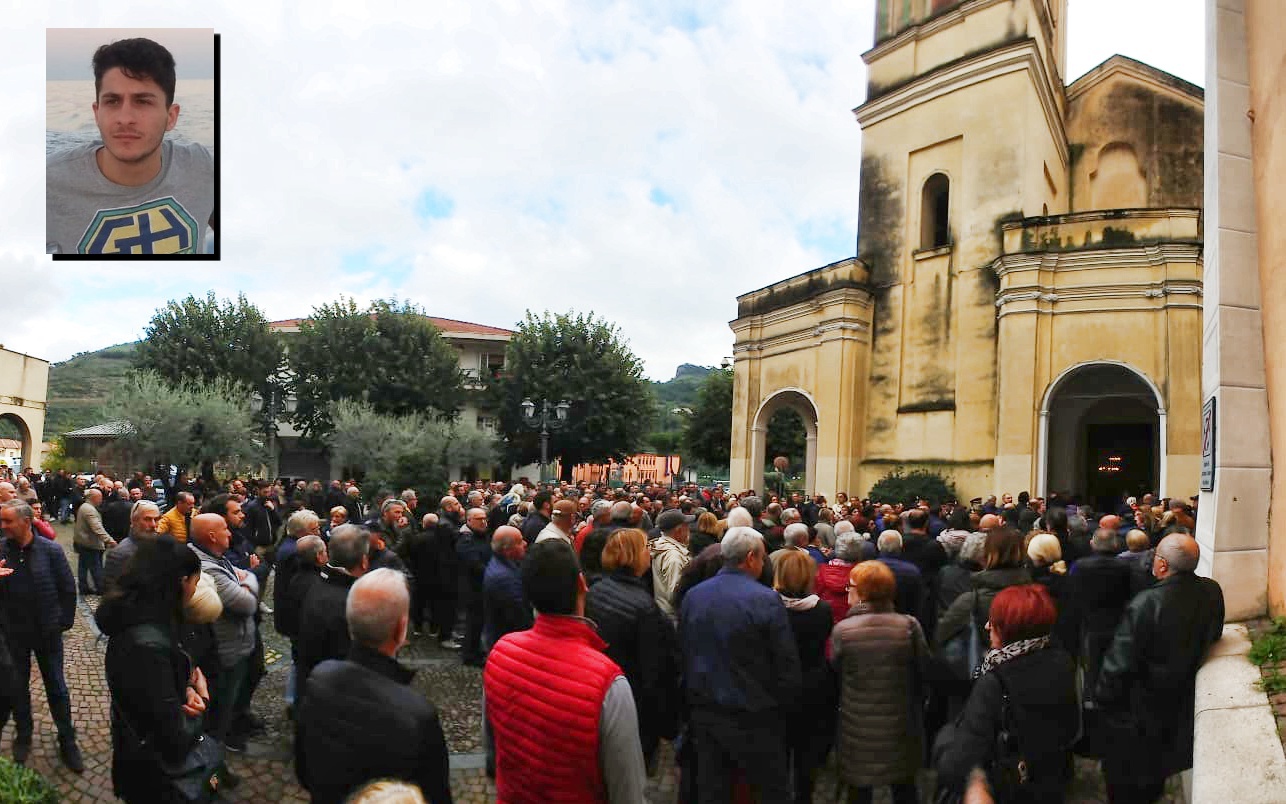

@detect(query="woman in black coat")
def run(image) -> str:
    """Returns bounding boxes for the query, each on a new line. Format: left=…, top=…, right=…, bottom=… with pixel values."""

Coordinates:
left=935, top=584, right=1079, bottom=802
left=96, top=538, right=215, bottom=803
left=773, top=549, right=836, bottom=804
left=583, top=528, right=680, bottom=769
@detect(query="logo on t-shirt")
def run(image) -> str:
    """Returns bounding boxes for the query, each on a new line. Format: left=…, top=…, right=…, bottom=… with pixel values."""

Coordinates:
left=77, top=196, right=199, bottom=254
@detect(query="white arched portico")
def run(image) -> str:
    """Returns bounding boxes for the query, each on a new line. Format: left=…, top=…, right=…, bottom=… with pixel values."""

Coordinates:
left=1036, top=360, right=1167, bottom=501
left=749, top=388, right=820, bottom=497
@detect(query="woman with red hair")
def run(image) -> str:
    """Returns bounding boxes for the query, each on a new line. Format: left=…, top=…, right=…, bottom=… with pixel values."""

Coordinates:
left=934, top=584, right=1079, bottom=802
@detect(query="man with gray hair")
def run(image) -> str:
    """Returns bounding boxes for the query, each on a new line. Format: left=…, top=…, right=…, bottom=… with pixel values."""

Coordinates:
left=296, top=568, right=451, bottom=803
left=72, top=487, right=116, bottom=595
left=277, top=533, right=327, bottom=719
left=102, top=499, right=161, bottom=591
left=876, top=529, right=925, bottom=625
left=298, top=524, right=370, bottom=685
left=768, top=521, right=810, bottom=570
left=678, top=526, right=801, bottom=800
left=725, top=506, right=754, bottom=529
left=1095, top=534, right=1224, bottom=802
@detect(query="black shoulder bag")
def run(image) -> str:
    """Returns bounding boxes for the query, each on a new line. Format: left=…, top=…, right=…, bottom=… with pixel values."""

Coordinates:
left=989, top=670, right=1032, bottom=800
left=112, top=623, right=224, bottom=803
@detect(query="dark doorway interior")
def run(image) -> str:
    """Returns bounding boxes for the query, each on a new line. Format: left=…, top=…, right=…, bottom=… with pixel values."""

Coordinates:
left=1084, top=421, right=1155, bottom=513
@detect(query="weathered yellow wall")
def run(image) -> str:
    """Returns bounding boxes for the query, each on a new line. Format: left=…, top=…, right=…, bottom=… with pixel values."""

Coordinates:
left=1246, top=0, right=1286, bottom=616
left=0, top=348, right=50, bottom=470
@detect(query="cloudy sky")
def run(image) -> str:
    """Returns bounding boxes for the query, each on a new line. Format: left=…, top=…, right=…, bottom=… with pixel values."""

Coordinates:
left=47, top=28, right=214, bottom=80
left=7, top=1, right=1203, bottom=380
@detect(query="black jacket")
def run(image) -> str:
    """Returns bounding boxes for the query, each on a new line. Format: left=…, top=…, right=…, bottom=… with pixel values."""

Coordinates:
left=242, top=497, right=278, bottom=548
left=96, top=598, right=203, bottom=803
left=297, top=643, right=452, bottom=804
left=297, top=568, right=359, bottom=683
left=276, top=559, right=322, bottom=641
left=1094, top=572, right=1224, bottom=782
left=584, top=569, right=681, bottom=754
left=101, top=498, right=133, bottom=542
left=936, top=560, right=980, bottom=619
left=0, top=534, right=76, bottom=638
left=455, top=525, right=492, bottom=590
left=1065, top=552, right=1135, bottom=693
left=936, top=646, right=1080, bottom=801
left=783, top=597, right=837, bottom=760
left=519, top=511, right=549, bottom=546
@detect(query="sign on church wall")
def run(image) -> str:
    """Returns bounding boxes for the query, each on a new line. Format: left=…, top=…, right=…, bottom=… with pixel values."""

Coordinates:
left=1201, top=396, right=1216, bottom=492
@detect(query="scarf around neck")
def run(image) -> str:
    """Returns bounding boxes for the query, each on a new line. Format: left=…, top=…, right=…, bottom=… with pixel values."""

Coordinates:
left=973, top=635, right=1050, bottom=679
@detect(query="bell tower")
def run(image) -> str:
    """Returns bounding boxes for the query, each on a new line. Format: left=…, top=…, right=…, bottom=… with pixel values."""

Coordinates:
left=851, top=0, right=1070, bottom=496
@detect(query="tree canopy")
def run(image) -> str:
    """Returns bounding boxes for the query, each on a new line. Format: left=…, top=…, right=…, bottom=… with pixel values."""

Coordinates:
left=326, top=400, right=497, bottom=499
left=288, top=298, right=466, bottom=440
left=102, top=371, right=264, bottom=475
left=683, top=366, right=733, bottom=468
left=489, top=311, right=652, bottom=478
left=133, top=292, right=283, bottom=396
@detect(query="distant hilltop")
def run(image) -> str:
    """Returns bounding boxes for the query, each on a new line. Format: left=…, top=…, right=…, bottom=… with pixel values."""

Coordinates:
left=673, top=363, right=713, bottom=381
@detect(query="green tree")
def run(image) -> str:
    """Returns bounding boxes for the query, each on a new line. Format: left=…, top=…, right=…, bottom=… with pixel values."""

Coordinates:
left=683, top=367, right=733, bottom=467
left=134, top=292, right=284, bottom=396
left=288, top=298, right=466, bottom=440
left=868, top=467, right=958, bottom=506
left=766, top=409, right=806, bottom=471
left=102, top=372, right=264, bottom=475
left=326, top=400, right=497, bottom=498
left=490, top=311, right=652, bottom=480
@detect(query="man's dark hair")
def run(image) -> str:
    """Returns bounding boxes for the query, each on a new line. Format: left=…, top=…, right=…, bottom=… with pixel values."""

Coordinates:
left=532, top=491, right=553, bottom=514
left=522, top=540, right=581, bottom=615
left=200, top=493, right=233, bottom=518
left=93, top=38, right=178, bottom=106
left=905, top=508, right=928, bottom=531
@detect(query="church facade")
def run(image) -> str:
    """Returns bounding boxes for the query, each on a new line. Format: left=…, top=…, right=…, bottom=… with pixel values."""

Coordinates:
left=729, top=0, right=1204, bottom=506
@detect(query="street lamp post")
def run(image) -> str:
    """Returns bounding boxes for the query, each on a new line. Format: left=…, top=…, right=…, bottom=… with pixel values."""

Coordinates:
left=521, top=398, right=571, bottom=484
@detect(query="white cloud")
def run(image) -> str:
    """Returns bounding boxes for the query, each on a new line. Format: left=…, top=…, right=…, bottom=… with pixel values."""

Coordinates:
left=7, top=1, right=1203, bottom=379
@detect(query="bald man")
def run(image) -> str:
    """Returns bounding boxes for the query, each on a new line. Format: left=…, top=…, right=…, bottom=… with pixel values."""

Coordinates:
left=189, top=512, right=261, bottom=751
left=1094, top=533, right=1224, bottom=803
left=977, top=513, right=1002, bottom=533
left=0, top=481, right=16, bottom=503
left=482, top=526, right=532, bottom=654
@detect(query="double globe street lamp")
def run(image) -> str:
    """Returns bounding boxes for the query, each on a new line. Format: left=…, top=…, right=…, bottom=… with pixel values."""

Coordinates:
left=521, top=398, right=571, bottom=483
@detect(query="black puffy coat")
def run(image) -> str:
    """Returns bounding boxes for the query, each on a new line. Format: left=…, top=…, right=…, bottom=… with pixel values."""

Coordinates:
left=584, top=569, right=680, bottom=758
left=1094, top=572, right=1224, bottom=783
left=96, top=598, right=203, bottom=803
left=935, top=645, right=1080, bottom=801
left=934, top=565, right=1031, bottom=649
left=297, top=643, right=452, bottom=803
left=782, top=596, right=836, bottom=763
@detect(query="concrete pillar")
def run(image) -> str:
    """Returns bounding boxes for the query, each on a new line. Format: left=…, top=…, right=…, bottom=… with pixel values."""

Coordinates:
left=1198, top=0, right=1272, bottom=620
left=805, top=434, right=818, bottom=497
left=1246, top=0, right=1286, bottom=616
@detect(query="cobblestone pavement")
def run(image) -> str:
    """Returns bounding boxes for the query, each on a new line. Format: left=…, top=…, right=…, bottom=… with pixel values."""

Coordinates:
left=29, top=522, right=1181, bottom=802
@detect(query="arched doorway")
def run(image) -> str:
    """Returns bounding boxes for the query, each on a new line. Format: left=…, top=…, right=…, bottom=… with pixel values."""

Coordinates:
left=0, top=413, right=33, bottom=475
left=1038, top=362, right=1165, bottom=511
left=749, top=389, right=819, bottom=497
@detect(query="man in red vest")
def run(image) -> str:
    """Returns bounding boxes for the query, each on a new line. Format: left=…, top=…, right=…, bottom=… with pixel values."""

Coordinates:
left=483, top=540, right=646, bottom=802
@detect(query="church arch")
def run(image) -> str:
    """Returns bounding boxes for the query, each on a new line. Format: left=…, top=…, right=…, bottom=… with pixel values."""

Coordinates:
left=750, top=388, right=819, bottom=499
left=1090, top=142, right=1147, bottom=209
left=1037, top=361, right=1167, bottom=507
left=0, top=412, right=34, bottom=473
left=920, top=172, right=951, bottom=249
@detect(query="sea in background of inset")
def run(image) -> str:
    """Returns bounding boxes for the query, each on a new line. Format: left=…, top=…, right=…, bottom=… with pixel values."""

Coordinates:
left=45, top=79, right=217, bottom=254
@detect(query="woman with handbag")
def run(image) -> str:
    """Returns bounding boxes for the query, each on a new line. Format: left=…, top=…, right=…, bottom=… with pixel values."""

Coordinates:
left=96, top=537, right=224, bottom=803
left=934, top=584, right=1079, bottom=803
left=830, top=560, right=930, bottom=804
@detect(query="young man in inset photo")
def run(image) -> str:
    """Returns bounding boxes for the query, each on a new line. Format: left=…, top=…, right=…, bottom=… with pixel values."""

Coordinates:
left=47, top=37, right=214, bottom=255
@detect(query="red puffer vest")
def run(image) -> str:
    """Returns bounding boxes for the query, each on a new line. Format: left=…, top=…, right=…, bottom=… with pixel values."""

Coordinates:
left=484, top=613, right=622, bottom=803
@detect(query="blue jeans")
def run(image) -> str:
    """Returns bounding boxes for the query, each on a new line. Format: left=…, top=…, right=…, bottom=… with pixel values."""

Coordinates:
left=57, top=497, right=73, bottom=523
left=285, top=644, right=299, bottom=708
left=76, top=548, right=104, bottom=595
left=4, top=632, right=73, bottom=740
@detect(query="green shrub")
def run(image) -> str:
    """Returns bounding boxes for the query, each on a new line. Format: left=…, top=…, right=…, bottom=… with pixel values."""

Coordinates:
left=0, top=756, right=58, bottom=804
left=868, top=468, right=958, bottom=507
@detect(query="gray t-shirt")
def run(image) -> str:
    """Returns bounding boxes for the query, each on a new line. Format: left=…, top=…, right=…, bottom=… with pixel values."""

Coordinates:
left=46, top=139, right=213, bottom=255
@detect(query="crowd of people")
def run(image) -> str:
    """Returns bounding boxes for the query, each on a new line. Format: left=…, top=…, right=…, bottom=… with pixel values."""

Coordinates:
left=0, top=468, right=1227, bottom=803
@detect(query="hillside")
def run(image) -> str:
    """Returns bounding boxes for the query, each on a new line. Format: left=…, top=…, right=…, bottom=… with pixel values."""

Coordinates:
left=652, top=363, right=712, bottom=410
left=44, top=342, right=138, bottom=436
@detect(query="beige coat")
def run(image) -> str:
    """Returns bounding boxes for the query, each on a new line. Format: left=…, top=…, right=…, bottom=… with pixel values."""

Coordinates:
left=649, top=535, right=689, bottom=623
left=73, top=502, right=115, bottom=551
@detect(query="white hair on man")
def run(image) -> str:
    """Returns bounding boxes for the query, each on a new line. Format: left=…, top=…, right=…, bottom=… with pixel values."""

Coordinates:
left=834, top=520, right=856, bottom=536
left=877, top=529, right=903, bottom=554
left=129, top=500, right=161, bottom=522
left=287, top=509, right=321, bottom=538
left=783, top=522, right=809, bottom=547
left=781, top=508, right=802, bottom=526
left=726, top=507, right=753, bottom=528
left=346, top=567, right=411, bottom=647
left=834, top=532, right=866, bottom=562
left=720, top=526, right=764, bottom=567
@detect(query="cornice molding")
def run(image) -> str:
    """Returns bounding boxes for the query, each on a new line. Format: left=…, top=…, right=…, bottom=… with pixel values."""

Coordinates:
left=992, top=243, right=1202, bottom=278
left=854, top=40, right=1068, bottom=167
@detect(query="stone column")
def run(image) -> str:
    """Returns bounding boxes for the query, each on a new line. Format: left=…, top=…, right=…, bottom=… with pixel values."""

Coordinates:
left=1198, top=0, right=1272, bottom=620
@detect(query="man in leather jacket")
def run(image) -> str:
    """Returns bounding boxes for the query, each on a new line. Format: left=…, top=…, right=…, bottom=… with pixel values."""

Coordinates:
left=1093, top=533, right=1224, bottom=804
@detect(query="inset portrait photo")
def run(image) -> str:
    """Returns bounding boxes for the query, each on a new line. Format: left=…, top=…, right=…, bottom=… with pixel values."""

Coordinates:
left=46, top=28, right=219, bottom=258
